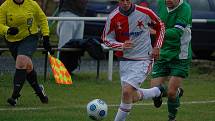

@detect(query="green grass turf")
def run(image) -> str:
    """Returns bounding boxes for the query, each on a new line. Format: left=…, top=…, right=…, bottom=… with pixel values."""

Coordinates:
left=0, top=66, right=215, bottom=121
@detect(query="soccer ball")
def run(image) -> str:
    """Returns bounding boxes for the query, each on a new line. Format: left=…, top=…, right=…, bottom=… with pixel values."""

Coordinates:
left=87, top=99, right=108, bottom=120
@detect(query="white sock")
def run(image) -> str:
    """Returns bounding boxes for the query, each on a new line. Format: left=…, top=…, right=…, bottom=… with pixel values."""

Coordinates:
left=114, top=103, right=132, bottom=121
left=138, top=87, right=161, bottom=100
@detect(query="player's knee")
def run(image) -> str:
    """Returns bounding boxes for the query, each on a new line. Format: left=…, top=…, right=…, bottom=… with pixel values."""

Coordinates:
left=16, top=61, right=27, bottom=69
left=122, top=89, right=132, bottom=98
left=167, top=90, right=177, bottom=99
left=122, top=87, right=134, bottom=100
left=26, top=64, right=34, bottom=73
left=16, top=55, right=32, bottom=69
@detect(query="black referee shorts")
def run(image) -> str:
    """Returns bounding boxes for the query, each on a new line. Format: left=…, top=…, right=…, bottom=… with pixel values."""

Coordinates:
left=6, top=34, right=39, bottom=60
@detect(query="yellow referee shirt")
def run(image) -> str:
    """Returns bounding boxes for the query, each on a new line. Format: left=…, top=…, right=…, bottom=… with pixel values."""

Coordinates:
left=0, top=0, right=49, bottom=42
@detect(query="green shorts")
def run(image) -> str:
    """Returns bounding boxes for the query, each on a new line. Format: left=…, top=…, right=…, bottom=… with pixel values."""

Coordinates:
left=6, top=34, right=39, bottom=60
left=152, top=59, right=191, bottom=78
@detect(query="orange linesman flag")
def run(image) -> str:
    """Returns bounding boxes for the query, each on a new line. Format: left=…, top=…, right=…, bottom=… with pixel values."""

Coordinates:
left=48, top=53, right=72, bottom=85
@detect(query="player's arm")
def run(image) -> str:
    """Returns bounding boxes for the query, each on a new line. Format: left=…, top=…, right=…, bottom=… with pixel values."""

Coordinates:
left=101, top=15, right=123, bottom=49
left=146, top=8, right=165, bottom=59
left=33, top=1, right=52, bottom=52
left=165, top=7, right=191, bottom=40
left=0, top=5, right=9, bottom=35
left=147, top=8, right=165, bottom=49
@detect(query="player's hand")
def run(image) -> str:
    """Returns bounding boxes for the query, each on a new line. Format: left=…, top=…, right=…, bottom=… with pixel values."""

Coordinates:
left=7, top=27, right=19, bottom=35
left=43, top=36, right=53, bottom=53
left=151, top=47, right=160, bottom=60
left=150, top=28, right=156, bottom=35
left=123, top=40, right=133, bottom=49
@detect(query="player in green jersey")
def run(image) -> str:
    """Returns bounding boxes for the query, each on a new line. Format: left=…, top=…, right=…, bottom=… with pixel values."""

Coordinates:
left=150, top=0, right=192, bottom=121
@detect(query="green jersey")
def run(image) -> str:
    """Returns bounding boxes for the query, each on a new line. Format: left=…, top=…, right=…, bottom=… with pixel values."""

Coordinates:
left=158, top=0, right=192, bottom=61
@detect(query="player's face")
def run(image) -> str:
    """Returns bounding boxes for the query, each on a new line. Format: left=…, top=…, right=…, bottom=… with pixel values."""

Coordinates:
left=119, top=0, right=132, bottom=11
left=165, top=0, right=180, bottom=9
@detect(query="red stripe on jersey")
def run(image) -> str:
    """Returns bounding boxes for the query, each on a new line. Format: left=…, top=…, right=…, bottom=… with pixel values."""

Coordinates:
left=102, top=12, right=124, bottom=48
left=102, top=11, right=130, bottom=48
left=136, top=6, right=165, bottom=48
left=114, top=13, right=130, bottom=42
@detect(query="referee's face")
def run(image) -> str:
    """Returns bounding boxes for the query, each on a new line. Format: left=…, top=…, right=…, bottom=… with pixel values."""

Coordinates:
left=165, top=0, right=180, bottom=9
left=14, top=0, right=24, bottom=4
left=119, top=0, right=132, bottom=11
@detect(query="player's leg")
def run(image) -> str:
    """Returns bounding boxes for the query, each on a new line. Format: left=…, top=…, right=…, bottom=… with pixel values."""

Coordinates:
left=115, top=84, right=166, bottom=119
left=128, top=60, right=166, bottom=103
left=151, top=60, right=169, bottom=108
left=114, top=59, right=165, bottom=120
left=24, top=34, right=48, bottom=103
left=167, top=76, right=183, bottom=121
left=132, top=82, right=167, bottom=103
left=26, top=65, right=48, bottom=104
left=167, top=59, right=190, bottom=120
left=125, top=60, right=162, bottom=102
left=115, top=60, right=151, bottom=121
left=6, top=41, right=27, bottom=106
left=7, top=55, right=28, bottom=106
left=151, top=77, right=166, bottom=87
left=150, top=77, right=167, bottom=108
left=114, top=83, right=135, bottom=121
left=114, top=60, right=137, bottom=121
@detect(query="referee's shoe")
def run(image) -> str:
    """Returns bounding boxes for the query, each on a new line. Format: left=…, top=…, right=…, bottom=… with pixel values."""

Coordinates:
left=7, top=94, right=21, bottom=106
left=36, top=84, right=48, bottom=104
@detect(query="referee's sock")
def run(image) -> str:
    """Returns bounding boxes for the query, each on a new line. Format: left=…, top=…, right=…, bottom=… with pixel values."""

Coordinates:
left=27, top=69, right=48, bottom=103
left=11, top=69, right=27, bottom=99
left=26, top=69, right=41, bottom=94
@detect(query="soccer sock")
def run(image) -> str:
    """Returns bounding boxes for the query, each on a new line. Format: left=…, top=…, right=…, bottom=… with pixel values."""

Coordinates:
left=138, top=87, right=161, bottom=100
left=167, top=96, right=180, bottom=120
left=114, top=102, right=132, bottom=121
left=26, top=69, right=42, bottom=94
left=12, top=69, right=27, bottom=99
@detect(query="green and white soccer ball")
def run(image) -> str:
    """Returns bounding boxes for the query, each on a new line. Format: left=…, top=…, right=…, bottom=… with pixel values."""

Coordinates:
left=87, top=99, right=108, bottom=121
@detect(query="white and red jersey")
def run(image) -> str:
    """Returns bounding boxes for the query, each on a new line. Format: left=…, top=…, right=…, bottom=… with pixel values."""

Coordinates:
left=102, top=4, right=165, bottom=60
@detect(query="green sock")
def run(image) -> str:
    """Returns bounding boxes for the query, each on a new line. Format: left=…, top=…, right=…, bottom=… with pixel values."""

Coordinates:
left=162, top=85, right=167, bottom=97
left=167, top=96, right=180, bottom=119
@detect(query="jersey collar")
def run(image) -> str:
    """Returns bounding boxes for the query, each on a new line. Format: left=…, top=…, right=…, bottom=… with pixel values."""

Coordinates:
left=167, top=0, right=183, bottom=13
left=119, top=3, right=135, bottom=16
left=13, top=0, right=24, bottom=5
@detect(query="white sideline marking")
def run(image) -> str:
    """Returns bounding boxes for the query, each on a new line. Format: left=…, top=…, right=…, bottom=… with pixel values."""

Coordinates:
left=0, top=100, right=215, bottom=111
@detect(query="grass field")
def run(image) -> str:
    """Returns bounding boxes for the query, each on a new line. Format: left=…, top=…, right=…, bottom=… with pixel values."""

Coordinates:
left=0, top=65, right=215, bottom=121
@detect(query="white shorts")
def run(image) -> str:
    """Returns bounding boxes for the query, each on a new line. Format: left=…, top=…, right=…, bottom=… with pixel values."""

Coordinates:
left=119, top=60, right=153, bottom=89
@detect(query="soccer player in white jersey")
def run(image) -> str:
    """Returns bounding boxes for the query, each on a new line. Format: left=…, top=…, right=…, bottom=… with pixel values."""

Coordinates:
left=102, top=0, right=166, bottom=120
